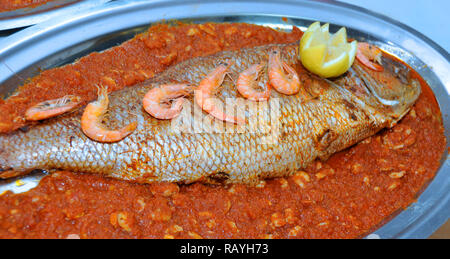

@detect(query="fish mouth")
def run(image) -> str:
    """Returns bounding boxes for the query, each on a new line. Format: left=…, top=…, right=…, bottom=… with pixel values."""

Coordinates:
left=351, top=55, right=421, bottom=123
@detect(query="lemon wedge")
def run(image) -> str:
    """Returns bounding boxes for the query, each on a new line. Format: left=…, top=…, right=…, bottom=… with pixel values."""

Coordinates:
left=299, top=21, right=357, bottom=78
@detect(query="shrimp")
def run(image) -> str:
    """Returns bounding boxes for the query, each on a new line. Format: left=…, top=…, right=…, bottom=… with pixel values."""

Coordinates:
left=25, top=95, right=82, bottom=121
left=356, top=42, right=384, bottom=72
left=143, top=83, right=193, bottom=119
left=236, top=63, right=271, bottom=101
left=268, top=48, right=301, bottom=95
left=194, top=62, right=245, bottom=124
left=81, top=86, right=137, bottom=143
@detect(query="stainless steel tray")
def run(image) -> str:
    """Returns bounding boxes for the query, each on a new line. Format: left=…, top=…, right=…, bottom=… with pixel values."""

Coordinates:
left=0, top=0, right=448, bottom=239
left=0, top=0, right=110, bottom=30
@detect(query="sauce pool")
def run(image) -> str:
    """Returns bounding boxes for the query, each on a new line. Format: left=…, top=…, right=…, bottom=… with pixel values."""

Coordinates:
left=0, top=0, right=62, bottom=12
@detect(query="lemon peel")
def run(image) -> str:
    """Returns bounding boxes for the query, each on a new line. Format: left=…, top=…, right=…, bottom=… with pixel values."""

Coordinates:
left=299, top=21, right=357, bottom=78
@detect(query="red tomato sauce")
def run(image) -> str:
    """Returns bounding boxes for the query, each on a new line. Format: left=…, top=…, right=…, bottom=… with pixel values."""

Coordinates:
left=0, top=0, right=60, bottom=12
left=0, top=23, right=446, bottom=239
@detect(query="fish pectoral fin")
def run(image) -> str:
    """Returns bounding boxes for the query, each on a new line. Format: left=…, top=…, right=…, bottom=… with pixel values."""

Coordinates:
left=315, top=129, right=338, bottom=161
left=205, top=171, right=230, bottom=184
left=317, top=129, right=338, bottom=151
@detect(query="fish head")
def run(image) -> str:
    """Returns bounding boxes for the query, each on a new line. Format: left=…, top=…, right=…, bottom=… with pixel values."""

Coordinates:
left=340, top=54, right=421, bottom=126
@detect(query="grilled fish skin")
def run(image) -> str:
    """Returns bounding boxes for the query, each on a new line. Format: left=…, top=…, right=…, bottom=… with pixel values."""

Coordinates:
left=0, top=43, right=420, bottom=184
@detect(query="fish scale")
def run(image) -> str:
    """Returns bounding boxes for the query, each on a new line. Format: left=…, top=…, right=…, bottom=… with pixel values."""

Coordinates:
left=0, top=42, right=420, bottom=184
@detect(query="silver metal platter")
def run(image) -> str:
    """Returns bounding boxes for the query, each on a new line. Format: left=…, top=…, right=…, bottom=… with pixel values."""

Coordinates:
left=0, top=0, right=110, bottom=30
left=0, top=0, right=448, bottom=238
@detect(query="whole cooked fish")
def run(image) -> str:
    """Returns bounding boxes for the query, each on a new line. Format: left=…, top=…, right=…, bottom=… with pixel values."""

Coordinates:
left=0, top=43, right=420, bottom=184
